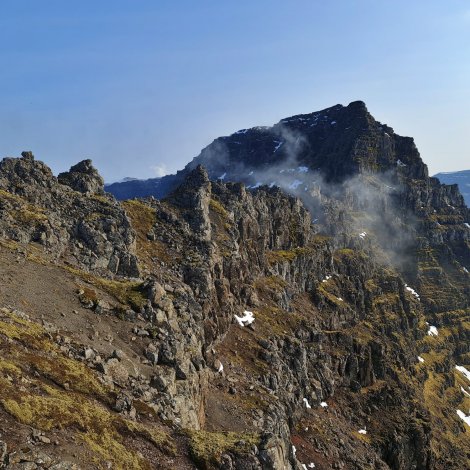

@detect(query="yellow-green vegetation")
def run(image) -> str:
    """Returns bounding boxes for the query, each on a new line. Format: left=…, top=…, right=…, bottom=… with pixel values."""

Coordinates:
left=0, top=308, right=174, bottom=469
left=90, top=194, right=111, bottom=204
left=266, top=247, right=312, bottom=264
left=254, top=275, right=287, bottom=293
left=123, top=199, right=175, bottom=266
left=333, top=248, right=358, bottom=261
left=209, top=198, right=230, bottom=219
left=65, top=266, right=147, bottom=310
left=10, top=208, right=47, bottom=223
left=0, top=189, right=48, bottom=225
left=187, top=430, right=260, bottom=470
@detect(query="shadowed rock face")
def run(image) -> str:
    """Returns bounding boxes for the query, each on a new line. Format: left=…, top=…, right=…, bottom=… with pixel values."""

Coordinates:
left=106, top=101, right=429, bottom=200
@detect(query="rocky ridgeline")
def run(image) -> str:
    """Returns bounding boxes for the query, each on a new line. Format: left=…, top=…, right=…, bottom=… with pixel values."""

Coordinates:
left=1, top=102, right=470, bottom=469
left=0, top=152, right=138, bottom=276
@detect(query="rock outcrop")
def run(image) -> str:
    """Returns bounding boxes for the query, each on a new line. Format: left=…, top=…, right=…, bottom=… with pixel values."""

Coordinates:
left=0, top=102, right=470, bottom=469
left=58, top=159, right=105, bottom=195
left=0, top=152, right=138, bottom=276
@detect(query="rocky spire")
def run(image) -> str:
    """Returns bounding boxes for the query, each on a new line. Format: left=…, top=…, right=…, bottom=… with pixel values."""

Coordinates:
left=58, top=159, right=105, bottom=195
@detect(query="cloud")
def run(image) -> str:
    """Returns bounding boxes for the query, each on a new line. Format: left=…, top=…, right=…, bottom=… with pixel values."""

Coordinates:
left=150, top=163, right=169, bottom=177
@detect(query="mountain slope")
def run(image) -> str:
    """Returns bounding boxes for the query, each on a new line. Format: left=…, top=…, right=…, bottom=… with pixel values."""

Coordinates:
left=434, top=170, right=470, bottom=206
left=1, top=102, right=470, bottom=469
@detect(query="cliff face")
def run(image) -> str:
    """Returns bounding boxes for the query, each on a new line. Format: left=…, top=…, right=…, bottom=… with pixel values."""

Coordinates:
left=434, top=169, right=470, bottom=206
left=0, top=103, right=470, bottom=470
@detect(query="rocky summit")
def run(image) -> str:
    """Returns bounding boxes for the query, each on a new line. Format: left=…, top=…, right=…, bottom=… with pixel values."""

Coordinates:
left=0, top=102, right=469, bottom=470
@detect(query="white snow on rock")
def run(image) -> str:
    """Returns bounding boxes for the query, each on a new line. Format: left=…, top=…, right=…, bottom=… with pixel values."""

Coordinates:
left=320, top=401, right=328, bottom=408
left=405, top=284, right=420, bottom=300
left=235, top=129, right=248, bottom=134
left=461, top=386, right=470, bottom=398
left=464, top=223, right=470, bottom=229
left=234, top=310, right=255, bottom=327
left=464, top=267, right=469, bottom=273
left=292, top=445, right=297, bottom=456
left=219, top=173, right=227, bottom=180
left=337, top=297, right=343, bottom=302
left=303, top=398, right=311, bottom=409
left=418, top=356, right=425, bottom=363
left=248, top=171, right=254, bottom=176
left=289, top=179, right=303, bottom=190
left=427, top=325, right=438, bottom=337
left=359, top=232, right=367, bottom=239
left=457, top=409, right=470, bottom=426
left=218, top=362, right=224, bottom=373
left=322, top=275, right=332, bottom=283
left=308, top=464, right=315, bottom=469
left=251, top=182, right=262, bottom=189
left=358, top=429, right=367, bottom=435
left=298, top=166, right=309, bottom=173
left=273, top=140, right=284, bottom=152
left=397, top=159, right=407, bottom=167
left=456, top=365, right=470, bottom=382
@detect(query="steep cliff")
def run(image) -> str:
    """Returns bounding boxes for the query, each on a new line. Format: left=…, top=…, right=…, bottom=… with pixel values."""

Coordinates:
left=1, top=102, right=470, bottom=469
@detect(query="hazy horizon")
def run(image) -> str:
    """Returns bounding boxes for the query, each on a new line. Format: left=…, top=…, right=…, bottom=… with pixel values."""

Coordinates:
left=1, top=1, right=469, bottom=182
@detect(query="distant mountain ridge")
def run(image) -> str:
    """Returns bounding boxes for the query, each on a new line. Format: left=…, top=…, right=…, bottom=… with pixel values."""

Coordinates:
left=434, top=169, right=470, bottom=205
left=106, top=100, right=429, bottom=200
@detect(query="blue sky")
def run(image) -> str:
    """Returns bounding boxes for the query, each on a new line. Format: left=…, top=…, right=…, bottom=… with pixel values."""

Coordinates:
left=0, top=1, right=469, bottom=181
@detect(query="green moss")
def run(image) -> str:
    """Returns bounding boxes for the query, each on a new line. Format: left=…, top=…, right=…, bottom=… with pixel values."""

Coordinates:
left=187, top=430, right=260, bottom=469
left=65, top=266, right=147, bottom=310
left=266, top=247, right=312, bottom=263
left=209, top=199, right=230, bottom=219
left=0, top=309, right=174, bottom=469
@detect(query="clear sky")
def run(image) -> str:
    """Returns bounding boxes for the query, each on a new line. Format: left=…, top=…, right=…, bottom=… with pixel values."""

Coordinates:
left=0, top=1, right=469, bottom=182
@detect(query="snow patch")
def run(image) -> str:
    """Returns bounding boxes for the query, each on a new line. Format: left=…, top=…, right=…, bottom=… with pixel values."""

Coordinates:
left=457, top=409, right=470, bottom=426
left=465, top=223, right=470, bottom=229
left=322, top=275, right=332, bottom=283
left=320, top=401, right=328, bottom=408
left=218, top=173, right=227, bottom=180
left=359, top=232, right=367, bottom=239
left=405, top=284, right=420, bottom=300
left=234, top=310, right=255, bottom=327
left=427, top=325, right=438, bottom=337
left=330, top=121, right=337, bottom=125
left=358, top=429, right=367, bottom=435
left=273, top=140, right=284, bottom=152
left=303, top=398, right=311, bottom=409
left=456, top=365, right=470, bottom=382
left=418, top=356, right=425, bottom=363
left=297, top=166, right=309, bottom=173
left=397, top=159, right=407, bottom=167
left=461, top=386, right=470, bottom=398
left=218, top=362, right=224, bottom=373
